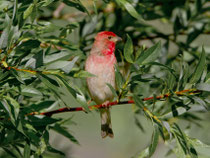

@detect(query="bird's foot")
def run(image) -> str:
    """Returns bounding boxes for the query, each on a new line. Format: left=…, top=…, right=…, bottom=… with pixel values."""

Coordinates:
left=101, top=101, right=110, bottom=109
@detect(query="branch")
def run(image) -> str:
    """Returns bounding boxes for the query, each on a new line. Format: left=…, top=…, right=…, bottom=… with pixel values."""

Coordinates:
left=139, top=31, right=210, bottom=40
left=0, top=63, right=64, bottom=76
left=32, top=89, right=201, bottom=117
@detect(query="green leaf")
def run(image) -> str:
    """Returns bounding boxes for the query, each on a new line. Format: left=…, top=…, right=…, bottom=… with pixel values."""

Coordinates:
left=149, top=124, right=159, bottom=157
left=196, top=83, right=210, bottom=92
left=116, top=0, right=144, bottom=21
left=0, top=14, right=14, bottom=49
left=39, top=74, right=63, bottom=104
left=0, top=100, right=16, bottom=124
left=171, top=123, right=198, bottom=158
left=25, top=50, right=44, bottom=69
left=106, top=83, right=118, bottom=97
left=0, top=71, right=9, bottom=82
left=44, top=50, right=70, bottom=64
left=115, top=64, right=125, bottom=90
left=12, top=0, right=18, bottom=23
left=188, top=137, right=210, bottom=148
left=39, top=74, right=60, bottom=87
left=190, top=47, right=206, bottom=84
left=23, top=3, right=34, bottom=19
left=23, top=101, right=56, bottom=114
left=136, top=147, right=149, bottom=158
left=51, top=124, right=79, bottom=144
left=63, top=0, right=89, bottom=15
left=55, top=75, right=77, bottom=97
left=146, top=62, right=177, bottom=78
left=134, top=116, right=145, bottom=132
left=124, top=34, right=134, bottom=63
left=4, top=96, right=20, bottom=120
left=2, top=147, right=22, bottom=158
left=47, top=146, right=65, bottom=156
left=10, top=69, right=25, bottom=84
left=40, top=0, right=55, bottom=7
left=23, top=143, right=30, bottom=158
left=27, top=115, right=60, bottom=126
left=172, top=125, right=188, bottom=157
left=136, top=41, right=161, bottom=65
left=195, top=0, right=202, bottom=13
left=47, top=56, right=79, bottom=74
left=74, top=70, right=96, bottom=78
left=172, top=104, right=178, bottom=117
left=36, top=137, right=47, bottom=155
left=18, top=39, right=41, bottom=50
left=21, top=87, right=43, bottom=97
left=193, top=96, right=207, bottom=109
left=133, top=95, right=144, bottom=109
left=55, top=75, right=82, bottom=108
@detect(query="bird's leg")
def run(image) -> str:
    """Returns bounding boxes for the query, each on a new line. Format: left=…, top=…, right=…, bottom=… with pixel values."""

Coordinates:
left=100, top=101, right=113, bottom=138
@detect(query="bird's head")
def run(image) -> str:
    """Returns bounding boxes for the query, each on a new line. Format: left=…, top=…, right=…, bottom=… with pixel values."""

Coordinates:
left=92, top=31, right=122, bottom=56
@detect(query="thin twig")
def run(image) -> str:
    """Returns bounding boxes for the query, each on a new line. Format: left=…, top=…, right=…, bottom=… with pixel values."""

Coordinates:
left=0, top=64, right=64, bottom=76
left=33, top=89, right=201, bottom=117
left=139, top=31, right=210, bottom=40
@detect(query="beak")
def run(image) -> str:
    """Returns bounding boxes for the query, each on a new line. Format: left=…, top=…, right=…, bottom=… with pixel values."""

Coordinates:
left=113, top=36, right=122, bottom=42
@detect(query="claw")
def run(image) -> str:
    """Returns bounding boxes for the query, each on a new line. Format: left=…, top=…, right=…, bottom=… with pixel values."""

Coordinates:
left=101, top=101, right=110, bottom=109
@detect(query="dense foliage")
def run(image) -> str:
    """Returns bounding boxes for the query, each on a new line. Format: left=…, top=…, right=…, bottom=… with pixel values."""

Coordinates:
left=0, top=0, right=209, bottom=157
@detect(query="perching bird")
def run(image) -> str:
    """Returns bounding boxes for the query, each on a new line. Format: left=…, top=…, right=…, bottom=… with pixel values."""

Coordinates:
left=85, top=31, right=121, bottom=138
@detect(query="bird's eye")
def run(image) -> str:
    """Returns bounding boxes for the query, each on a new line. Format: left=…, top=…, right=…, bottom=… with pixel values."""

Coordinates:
left=108, top=36, right=112, bottom=40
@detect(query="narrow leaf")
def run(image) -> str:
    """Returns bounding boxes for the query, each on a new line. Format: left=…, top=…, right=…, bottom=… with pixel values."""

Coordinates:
left=74, top=70, right=96, bottom=78
left=106, top=83, right=118, bottom=97
left=23, top=143, right=30, bottom=158
left=124, top=34, right=134, bottom=63
left=190, top=47, right=206, bottom=84
left=21, top=87, right=43, bottom=97
left=149, top=124, right=159, bottom=157
left=51, top=124, right=79, bottom=144
left=133, top=95, right=144, bottom=108
left=116, top=0, right=143, bottom=21
left=196, top=83, right=210, bottom=92
left=23, top=4, right=34, bottom=19
left=136, top=41, right=161, bottom=65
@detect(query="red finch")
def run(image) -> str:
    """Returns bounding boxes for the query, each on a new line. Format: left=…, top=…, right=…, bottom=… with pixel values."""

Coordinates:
left=85, top=31, right=121, bottom=138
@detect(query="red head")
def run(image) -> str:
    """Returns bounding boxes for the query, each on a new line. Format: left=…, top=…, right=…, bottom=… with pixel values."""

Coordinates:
left=91, top=31, right=122, bottom=56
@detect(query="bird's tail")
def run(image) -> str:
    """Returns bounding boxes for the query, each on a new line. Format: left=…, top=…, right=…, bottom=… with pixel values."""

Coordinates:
left=100, top=108, right=114, bottom=138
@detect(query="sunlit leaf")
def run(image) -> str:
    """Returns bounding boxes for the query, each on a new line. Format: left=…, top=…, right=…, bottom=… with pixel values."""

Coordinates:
left=21, top=87, right=43, bottom=97
left=124, top=34, right=134, bottom=63
left=149, top=124, right=159, bottom=157
left=190, top=47, right=206, bottom=84
left=196, top=83, right=210, bottom=92
left=73, top=70, right=96, bottom=78
left=23, top=3, right=35, bottom=19
left=116, top=0, right=144, bottom=21
left=136, top=42, right=161, bottom=65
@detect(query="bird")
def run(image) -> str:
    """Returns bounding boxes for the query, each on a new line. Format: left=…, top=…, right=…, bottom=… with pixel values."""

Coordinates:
left=85, top=31, right=122, bottom=138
